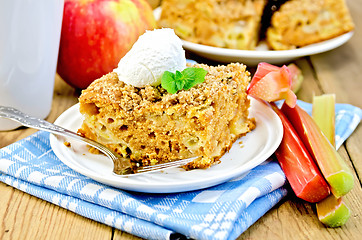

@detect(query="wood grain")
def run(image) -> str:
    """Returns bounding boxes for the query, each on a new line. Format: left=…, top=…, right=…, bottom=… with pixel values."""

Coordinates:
left=0, top=181, right=112, bottom=240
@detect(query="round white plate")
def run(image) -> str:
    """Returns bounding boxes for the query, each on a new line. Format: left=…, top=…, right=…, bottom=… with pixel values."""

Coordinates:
left=154, top=8, right=353, bottom=66
left=50, top=98, right=283, bottom=193
left=182, top=32, right=353, bottom=66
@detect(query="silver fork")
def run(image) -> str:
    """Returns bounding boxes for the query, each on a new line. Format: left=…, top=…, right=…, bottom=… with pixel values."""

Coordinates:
left=0, top=106, right=196, bottom=176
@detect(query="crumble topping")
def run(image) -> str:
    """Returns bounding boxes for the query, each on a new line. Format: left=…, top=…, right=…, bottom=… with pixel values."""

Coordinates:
left=80, top=63, right=250, bottom=117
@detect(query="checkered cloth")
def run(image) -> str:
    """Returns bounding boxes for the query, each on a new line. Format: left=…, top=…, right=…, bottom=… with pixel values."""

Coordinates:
left=0, top=101, right=360, bottom=240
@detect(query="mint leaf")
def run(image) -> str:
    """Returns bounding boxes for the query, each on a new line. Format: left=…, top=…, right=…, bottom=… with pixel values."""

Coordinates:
left=161, top=71, right=178, bottom=94
left=182, top=68, right=208, bottom=90
left=175, top=70, right=185, bottom=90
left=161, top=67, right=208, bottom=94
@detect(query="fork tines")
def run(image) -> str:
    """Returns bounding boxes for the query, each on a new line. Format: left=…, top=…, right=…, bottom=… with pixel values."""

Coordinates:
left=136, top=157, right=197, bottom=173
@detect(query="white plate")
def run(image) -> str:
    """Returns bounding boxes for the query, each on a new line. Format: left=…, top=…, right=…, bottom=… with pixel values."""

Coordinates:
left=182, top=32, right=353, bottom=65
left=154, top=8, right=353, bottom=66
left=50, top=98, right=283, bottom=193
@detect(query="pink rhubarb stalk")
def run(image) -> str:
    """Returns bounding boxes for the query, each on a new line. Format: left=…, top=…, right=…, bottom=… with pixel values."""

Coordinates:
left=271, top=103, right=330, bottom=202
left=281, top=103, right=354, bottom=198
left=247, top=62, right=297, bottom=107
left=287, top=63, right=304, bottom=93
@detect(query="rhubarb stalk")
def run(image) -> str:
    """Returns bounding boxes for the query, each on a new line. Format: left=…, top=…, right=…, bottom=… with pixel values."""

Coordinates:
left=271, top=102, right=330, bottom=202
left=287, top=63, right=304, bottom=93
left=312, top=94, right=351, bottom=227
left=316, top=194, right=351, bottom=227
left=281, top=103, right=354, bottom=198
left=312, top=94, right=336, bottom=147
left=247, top=62, right=297, bottom=108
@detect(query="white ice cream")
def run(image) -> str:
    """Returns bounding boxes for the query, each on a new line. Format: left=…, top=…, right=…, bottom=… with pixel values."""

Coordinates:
left=114, top=28, right=186, bottom=88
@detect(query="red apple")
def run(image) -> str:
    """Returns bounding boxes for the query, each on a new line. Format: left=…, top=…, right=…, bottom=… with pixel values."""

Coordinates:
left=57, top=0, right=156, bottom=89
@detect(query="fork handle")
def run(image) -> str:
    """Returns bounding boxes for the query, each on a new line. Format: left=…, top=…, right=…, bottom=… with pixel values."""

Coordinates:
left=0, top=105, right=93, bottom=144
left=1, top=106, right=70, bottom=134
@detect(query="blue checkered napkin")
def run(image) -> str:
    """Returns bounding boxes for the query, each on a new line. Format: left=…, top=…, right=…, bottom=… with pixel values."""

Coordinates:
left=0, top=101, right=361, bottom=240
left=0, top=132, right=287, bottom=240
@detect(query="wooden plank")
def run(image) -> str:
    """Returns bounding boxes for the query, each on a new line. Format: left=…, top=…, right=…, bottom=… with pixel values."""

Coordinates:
left=113, top=230, right=143, bottom=240
left=346, top=127, right=362, bottom=182
left=309, top=0, right=362, bottom=108
left=0, top=183, right=112, bottom=240
left=310, top=46, right=362, bottom=108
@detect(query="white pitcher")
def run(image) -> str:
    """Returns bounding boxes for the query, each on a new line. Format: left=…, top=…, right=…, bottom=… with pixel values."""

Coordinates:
left=0, top=0, right=64, bottom=131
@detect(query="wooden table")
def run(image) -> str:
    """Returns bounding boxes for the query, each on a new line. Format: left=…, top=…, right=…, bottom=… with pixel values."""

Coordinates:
left=1, top=1, right=361, bottom=239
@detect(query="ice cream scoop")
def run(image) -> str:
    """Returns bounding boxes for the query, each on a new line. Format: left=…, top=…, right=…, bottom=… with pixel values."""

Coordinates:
left=114, top=28, right=186, bottom=88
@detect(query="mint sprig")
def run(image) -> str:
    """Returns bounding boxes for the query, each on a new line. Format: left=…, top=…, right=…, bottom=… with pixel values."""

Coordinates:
left=161, top=67, right=208, bottom=94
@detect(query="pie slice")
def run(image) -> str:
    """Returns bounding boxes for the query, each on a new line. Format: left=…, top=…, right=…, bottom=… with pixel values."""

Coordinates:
left=266, top=0, right=354, bottom=50
left=78, top=63, right=255, bottom=170
left=158, top=0, right=267, bottom=50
